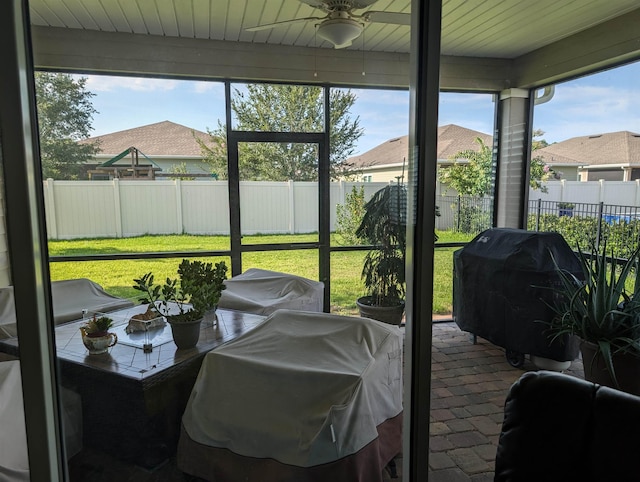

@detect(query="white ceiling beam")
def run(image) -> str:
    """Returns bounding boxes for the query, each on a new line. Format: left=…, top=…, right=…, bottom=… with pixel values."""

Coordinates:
left=31, top=26, right=511, bottom=91
left=513, top=7, right=640, bottom=88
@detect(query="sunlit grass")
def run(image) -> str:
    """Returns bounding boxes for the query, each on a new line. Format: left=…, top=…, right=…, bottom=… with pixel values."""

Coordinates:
left=48, top=231, right=474, bottom=315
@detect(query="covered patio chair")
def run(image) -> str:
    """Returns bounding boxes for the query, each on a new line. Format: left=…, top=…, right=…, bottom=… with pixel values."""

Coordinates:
left=0, top=360, right=83, bottom=481
left=0, top=279, right=134, bottom=335
left=177, top=309, right=403, bottom=482
left=217, top=268, right=324, bottom=315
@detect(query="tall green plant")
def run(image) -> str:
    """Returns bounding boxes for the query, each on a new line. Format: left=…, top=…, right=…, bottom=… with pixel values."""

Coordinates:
left=336, top=186, right=366, bottom=245
left=356, top=184, right=406, bottom=306
left=547, top=243, right=640, bottom=388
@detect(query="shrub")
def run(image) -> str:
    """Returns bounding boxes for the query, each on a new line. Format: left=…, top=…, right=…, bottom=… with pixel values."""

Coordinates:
left=336, top=186, right=366, bottom=245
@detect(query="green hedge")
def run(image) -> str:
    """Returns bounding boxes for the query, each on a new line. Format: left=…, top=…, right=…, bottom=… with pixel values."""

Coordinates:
left=527, top=214, right=640, bottom=259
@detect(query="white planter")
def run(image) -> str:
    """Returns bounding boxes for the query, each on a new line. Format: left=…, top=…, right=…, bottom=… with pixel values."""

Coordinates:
left=529, top=355, right=571, bottom=372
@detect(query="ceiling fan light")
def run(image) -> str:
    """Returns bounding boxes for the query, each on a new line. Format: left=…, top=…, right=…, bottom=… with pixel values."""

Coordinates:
left=317, top=18, right=363, bottom=49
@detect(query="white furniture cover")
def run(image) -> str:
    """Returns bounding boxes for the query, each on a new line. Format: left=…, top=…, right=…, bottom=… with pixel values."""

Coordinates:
left=0, top=279, right=134, bottom=335
left=217, top=268, right=324, bottom=315
left=180, top=309, right=403, bottom=470
left=0, top=361, right=29, bottom=482
left=50, top=278, right=134, bottom=324
left=0, top=289, right=17, bottom=339
left=0, top=361, right=83, bottom=482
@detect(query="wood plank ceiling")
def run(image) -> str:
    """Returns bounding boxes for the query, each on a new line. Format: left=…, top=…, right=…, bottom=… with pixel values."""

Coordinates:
left=29, top=0, right=640, bottom=59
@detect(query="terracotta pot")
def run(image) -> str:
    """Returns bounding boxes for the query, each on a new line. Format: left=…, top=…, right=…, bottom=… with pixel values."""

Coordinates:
left=356, top=296, right=405, bottom=325
left=580, top=341, right=640, bottom=396
left=81, top=331, right=118, bottom=355
left=168, top=317, right=202, bottom=349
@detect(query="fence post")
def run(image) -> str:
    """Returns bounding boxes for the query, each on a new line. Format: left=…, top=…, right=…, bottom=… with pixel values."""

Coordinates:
left=288, top=180, right=295, bottom=234
left=457, top=195, right=461, bottom=232
left=175, top=179, right=183, bottom=234
left=112, top=178, right=123, bottom=238
left=535, top=198, right=541, bottom=231
left=596, top=201, right=604, bottom=250
left=45, top=178, right=58, bottom=239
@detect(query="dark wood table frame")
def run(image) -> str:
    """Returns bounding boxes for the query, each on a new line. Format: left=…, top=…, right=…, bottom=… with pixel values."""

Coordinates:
left=0, top=306, right=266, bottom=468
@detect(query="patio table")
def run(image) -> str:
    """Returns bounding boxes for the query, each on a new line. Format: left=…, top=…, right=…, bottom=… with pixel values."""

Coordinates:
left=0, top=305, right=266, bottom=469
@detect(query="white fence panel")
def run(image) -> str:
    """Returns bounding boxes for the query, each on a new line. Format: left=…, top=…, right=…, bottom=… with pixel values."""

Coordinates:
left=528, top=182, right=564, bottom=202
left=293, top=182, right=318, bottom=233
left=181, top=181, right=230, bottom=235
left=49, top=178, right=640, bottom=240
left=563, top=181, right=601, bottom=203
left=45, top=181, right=117, bottom=239
left=239, top=182, right=290, bottom=235
left=119, top=181, right=179, bottom=236
left=600, top=181, right=639, bottom=206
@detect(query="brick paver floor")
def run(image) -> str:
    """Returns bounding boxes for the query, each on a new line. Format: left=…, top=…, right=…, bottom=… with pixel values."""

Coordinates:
left=386, top=321, right=584, bottom=482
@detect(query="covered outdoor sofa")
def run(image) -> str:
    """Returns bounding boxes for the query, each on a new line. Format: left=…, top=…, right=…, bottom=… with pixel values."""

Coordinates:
left=177, top=309, right=403, bottom=482
left=217, top=268, right=325, bottom=315
left=0, top=278, right=134, bottom=338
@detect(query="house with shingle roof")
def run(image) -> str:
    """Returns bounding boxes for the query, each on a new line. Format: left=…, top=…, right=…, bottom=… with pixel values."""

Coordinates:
left=349, top=126, right=640, bottom=185
left=80, top=120, right=216, bottom=178
left=347, top=124, right=493, bottom=183
left=535, top=131, right=640, bottom=181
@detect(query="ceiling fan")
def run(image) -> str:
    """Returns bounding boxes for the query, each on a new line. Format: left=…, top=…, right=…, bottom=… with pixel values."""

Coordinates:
left=246, top=0, right=410, bottom=49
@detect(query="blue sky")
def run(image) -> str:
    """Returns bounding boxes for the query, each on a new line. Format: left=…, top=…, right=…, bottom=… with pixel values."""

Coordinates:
left=83, top=61, right=639, bottom=156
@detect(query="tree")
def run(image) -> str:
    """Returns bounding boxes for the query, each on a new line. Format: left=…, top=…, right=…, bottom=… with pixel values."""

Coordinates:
left=529, top=128, right=559, bottom=191
left=35, top=72, right=100, bottom=179
left=439, top=137, right=494, bottom=196
left=439, top=130, right=554, bottom=196
left=335, top=185, right=366, bottom=245
left=197, top=84, right=363, bottom=181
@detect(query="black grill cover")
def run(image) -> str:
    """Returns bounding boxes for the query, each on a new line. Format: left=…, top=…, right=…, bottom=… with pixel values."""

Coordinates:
left=453, top=228, right=582, bottom=361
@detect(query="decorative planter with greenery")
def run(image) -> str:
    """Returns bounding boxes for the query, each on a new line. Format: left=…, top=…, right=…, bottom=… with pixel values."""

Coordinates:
left=80, top=315, right=117, bottom=354
left=133, top=259, right=228, bottom=349
left=557, top=202, right=575, bottom=217
left=547, top=242, right=640, bottom=395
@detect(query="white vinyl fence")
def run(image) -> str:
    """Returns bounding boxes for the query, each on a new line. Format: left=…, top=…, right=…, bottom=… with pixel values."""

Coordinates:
left=528, top=179, right=640, bottom=206
left=43, top=179, right=389, bottom=240
left=42, top=178, right=640, bottom=240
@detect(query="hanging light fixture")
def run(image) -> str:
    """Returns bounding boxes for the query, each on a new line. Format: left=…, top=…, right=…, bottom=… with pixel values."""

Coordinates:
left=316, top=17, right=363, bottom=49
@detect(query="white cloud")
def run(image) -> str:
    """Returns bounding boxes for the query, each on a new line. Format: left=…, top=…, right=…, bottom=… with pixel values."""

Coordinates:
left=192, top=81, right=225, bottom=95
left=81, top=74, right=180, bottom=92
left=351, top=88, right=409, bottom=106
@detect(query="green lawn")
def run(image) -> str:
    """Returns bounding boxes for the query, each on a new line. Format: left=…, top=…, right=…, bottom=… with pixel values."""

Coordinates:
left=48, top=231, right=473, bottom=316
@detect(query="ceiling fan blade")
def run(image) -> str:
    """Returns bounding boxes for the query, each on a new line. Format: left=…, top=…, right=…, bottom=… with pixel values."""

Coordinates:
left=364, top=11, right=411, bottom=25
left=299, top=0, right=380, bottom=11
left=298, top=0, right=329, bottom=9
left=246, top=16, right=324, bottom=32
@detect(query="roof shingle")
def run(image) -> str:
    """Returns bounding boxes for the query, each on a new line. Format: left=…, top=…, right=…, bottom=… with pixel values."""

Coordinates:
left=347, top=124, right=493, bottom=168
left=81, top=120, right=214, bottom=157
left=535, top=131, right=640, bottom=166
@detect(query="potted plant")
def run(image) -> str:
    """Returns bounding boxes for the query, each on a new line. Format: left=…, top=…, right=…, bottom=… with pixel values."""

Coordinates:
left=355, top=183, right=440, bottom=325
left=354, top=183, right=408, bottom=325
left=557, top=202, right=575, bottom=217
left=80, top=314, right=117, bottom=354
left=547, top=242, right=640, bottom=395
left=133, top=259, right=228, bottom=349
